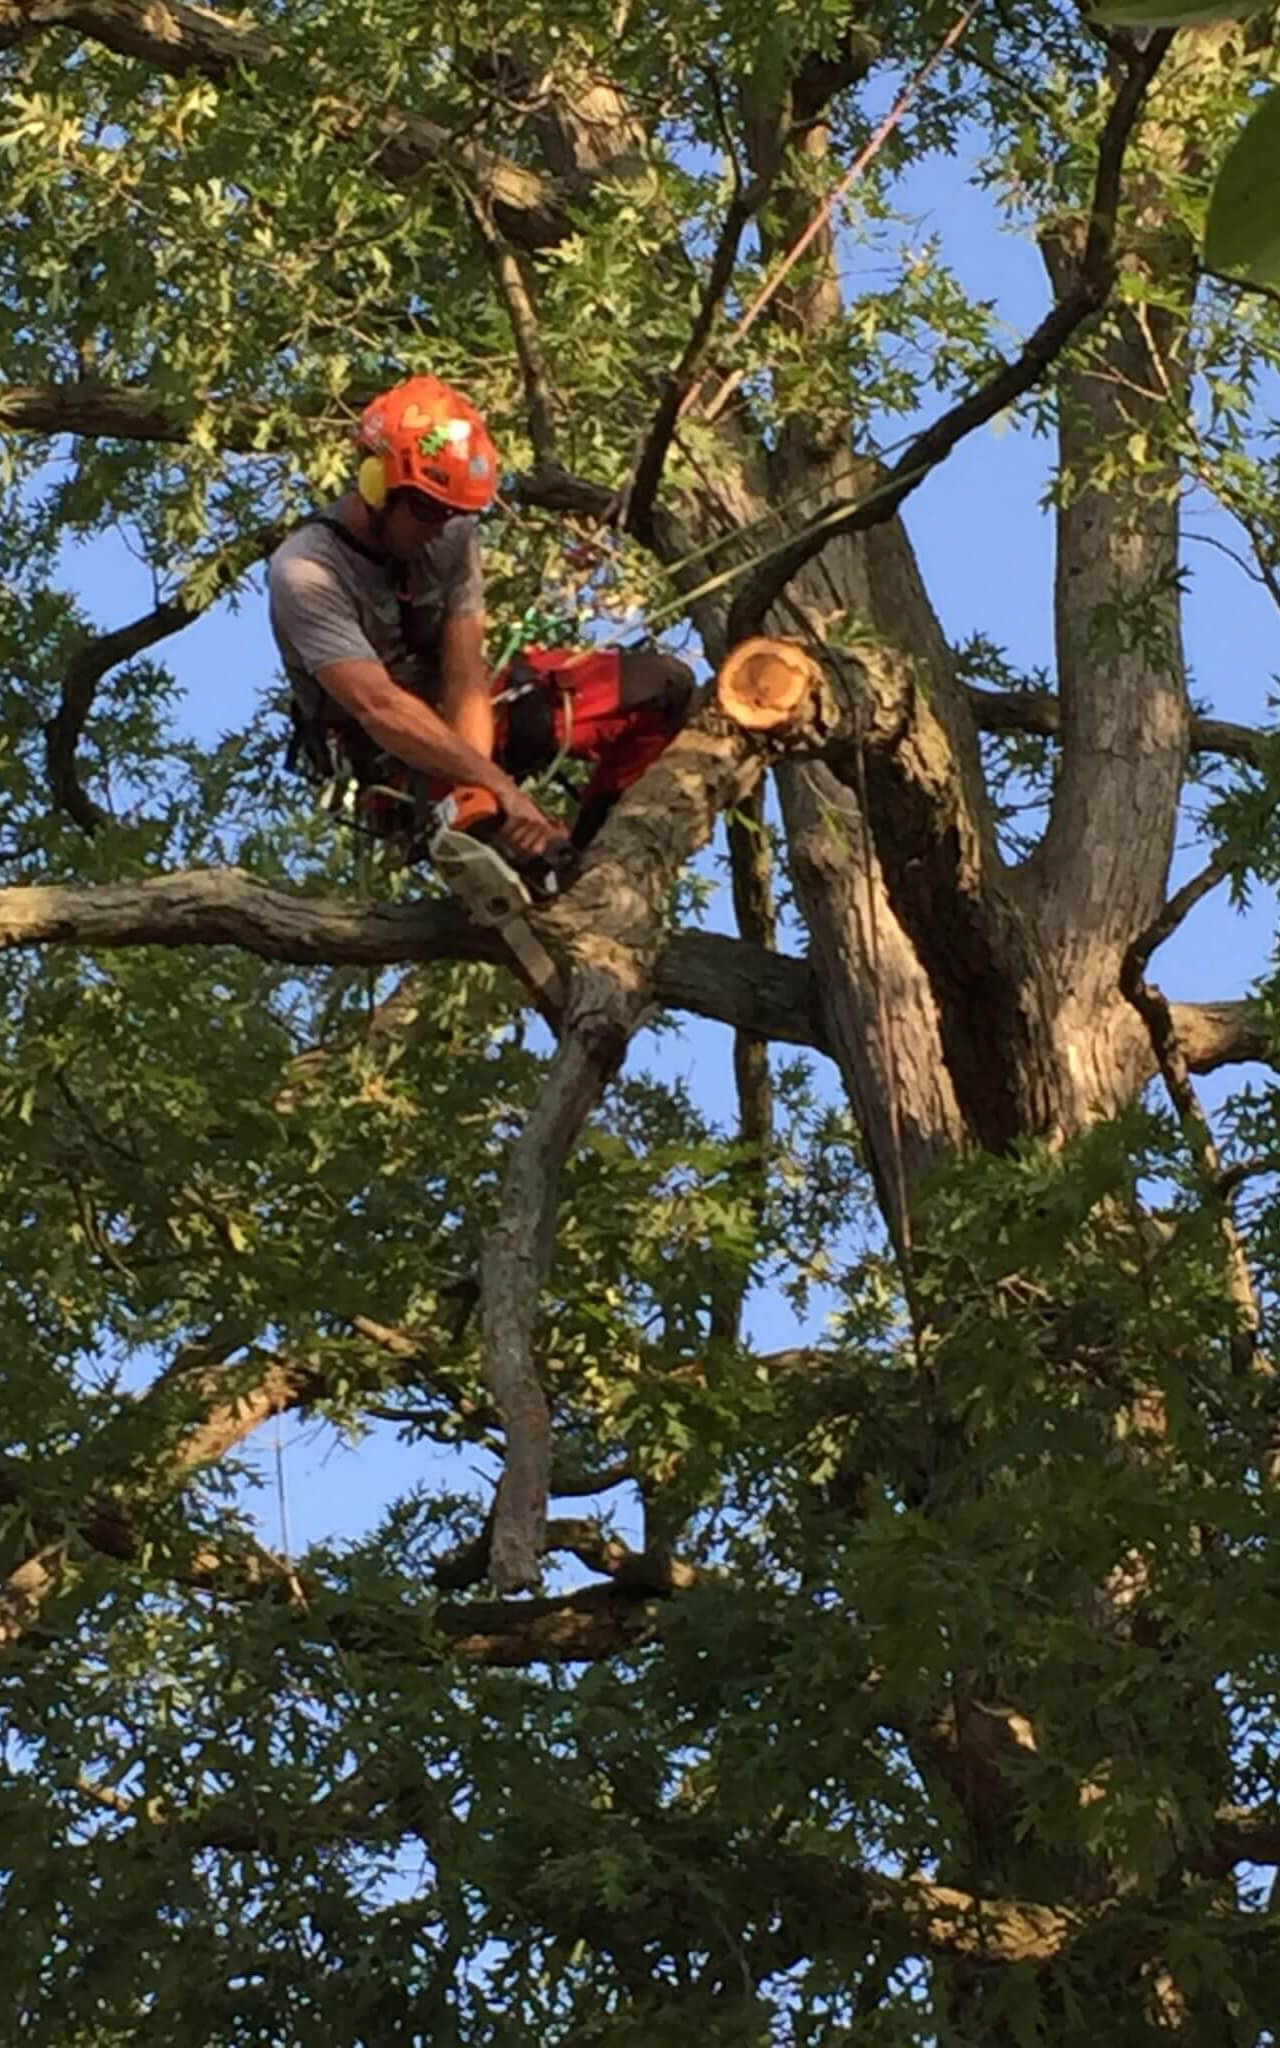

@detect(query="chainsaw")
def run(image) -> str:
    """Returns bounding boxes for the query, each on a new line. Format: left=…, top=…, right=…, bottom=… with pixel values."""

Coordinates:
left=427, top=792, right=577, bottom=1013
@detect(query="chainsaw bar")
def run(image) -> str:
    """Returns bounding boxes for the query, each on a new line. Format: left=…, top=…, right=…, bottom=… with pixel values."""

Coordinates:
left=428, top=824, right=565, bottom=1011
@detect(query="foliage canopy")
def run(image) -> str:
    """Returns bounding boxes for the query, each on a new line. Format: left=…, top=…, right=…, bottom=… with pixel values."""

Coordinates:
left=3, top=0, right=1280, bottom=2040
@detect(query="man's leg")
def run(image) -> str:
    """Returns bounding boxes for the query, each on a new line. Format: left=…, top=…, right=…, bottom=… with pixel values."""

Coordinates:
left=559, top=650, right=695, bottom=847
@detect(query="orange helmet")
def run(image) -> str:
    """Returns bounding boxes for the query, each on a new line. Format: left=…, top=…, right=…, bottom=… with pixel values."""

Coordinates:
left=356, top=375, right=499, bottom=515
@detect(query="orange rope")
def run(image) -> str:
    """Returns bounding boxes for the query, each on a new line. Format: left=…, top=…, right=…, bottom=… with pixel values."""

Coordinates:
left=697, top=2, right=984, bottom=425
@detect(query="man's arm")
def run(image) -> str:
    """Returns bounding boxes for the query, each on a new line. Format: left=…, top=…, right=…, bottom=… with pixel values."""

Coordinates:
left=439, top=610, right=495, bottom=763
left=269, top=544, right=561, bottom=854
left=315, top=658, right=558, bottom=854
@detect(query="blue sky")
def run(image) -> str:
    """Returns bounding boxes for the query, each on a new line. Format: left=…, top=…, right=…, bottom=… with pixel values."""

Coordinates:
left=51, top=137, right=1280, bottom=1562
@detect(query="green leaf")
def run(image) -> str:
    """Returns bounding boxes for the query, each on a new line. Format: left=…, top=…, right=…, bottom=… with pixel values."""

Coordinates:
left=1091, top=0, right=1264, bottom=21
left=1205, top=85, right=1280, bottom=288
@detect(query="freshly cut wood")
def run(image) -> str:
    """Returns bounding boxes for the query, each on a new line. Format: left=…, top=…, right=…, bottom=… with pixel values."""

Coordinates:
left=716, top=636, right=822, bottom=731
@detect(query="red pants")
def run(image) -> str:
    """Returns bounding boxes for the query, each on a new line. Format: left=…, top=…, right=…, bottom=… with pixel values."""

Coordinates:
left=495, top=646, right=693, bottom=819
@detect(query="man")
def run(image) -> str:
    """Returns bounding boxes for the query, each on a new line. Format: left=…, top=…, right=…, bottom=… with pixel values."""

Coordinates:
left=269, top=373, right=694, bottom=874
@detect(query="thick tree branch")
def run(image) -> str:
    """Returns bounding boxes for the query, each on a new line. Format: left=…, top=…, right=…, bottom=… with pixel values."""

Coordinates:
left=1, top=0, right=573, bottom=250
left=1171, top=999, right=1276, bottom=1074
left=0, top=866, right=827, bottom=1047
left=966, top=684, right=1266, bottom=770
left=472, top=653, right=856, bottom=1584
left=726, top=34, right=1174, bottom=642
left=0, top=380, right=620, bottom=525
left=0, top=379, right=266, bottom=446
left=482, top=1025, right=627, bottom=1592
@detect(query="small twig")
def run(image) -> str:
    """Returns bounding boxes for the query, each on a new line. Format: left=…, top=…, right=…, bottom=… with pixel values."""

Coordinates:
left=1184, top=527, right=1274, bottom=590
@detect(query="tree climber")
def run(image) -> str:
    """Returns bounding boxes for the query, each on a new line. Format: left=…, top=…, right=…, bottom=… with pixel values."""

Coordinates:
left=269, top=375, right=695, bottom=887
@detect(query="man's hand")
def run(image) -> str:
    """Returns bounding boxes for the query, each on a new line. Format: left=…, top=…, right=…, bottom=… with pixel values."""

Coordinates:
left=495, top=779, right=570, bottom=858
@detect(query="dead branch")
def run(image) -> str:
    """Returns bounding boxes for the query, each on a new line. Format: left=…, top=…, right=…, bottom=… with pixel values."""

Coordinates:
left=726, top=32, right=1175, bottom=641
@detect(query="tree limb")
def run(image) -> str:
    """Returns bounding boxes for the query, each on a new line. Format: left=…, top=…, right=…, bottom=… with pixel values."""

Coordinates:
left=0, top=865, right=827, bottom=1046
left=1, top=0, right=573, bottom=250
left=77, top=1752, right=443, bottom=1858
left=1126, top=858, right=1233, bottom=978
left=966, top=684, right=1267, bottom=770
left=46, top=524, right=283, bottom=830
left=712, top=787, right=776, bottom=1341
left=726, top=33, right=1174, bottom=642
left=0, top=381, right=621, bottom=528
left=623, top=177, right=769, bottom=546
left=473, top=653, right=855, bottom=1585
left=458, top=187, right=560, bottom=467
left=0, top=378, right=268, bottom=445
left=483, top=1021, right=629, bottom=1592
left=46, top=595, right=192, bottom=831
left=1200, top=1804, right=1280, bottom=1875
left=1121, top=918, right=1262, bottom=1372
left=1170, top=999, right=1276, bottom=1075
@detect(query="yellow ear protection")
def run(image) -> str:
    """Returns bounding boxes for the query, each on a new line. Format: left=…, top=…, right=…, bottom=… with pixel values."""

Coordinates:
left=357, top=453, right=388, bottom=509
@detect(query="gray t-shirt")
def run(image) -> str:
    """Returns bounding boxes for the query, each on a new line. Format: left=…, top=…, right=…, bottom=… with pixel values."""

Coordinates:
left=267, top=505, right=484, bottom=710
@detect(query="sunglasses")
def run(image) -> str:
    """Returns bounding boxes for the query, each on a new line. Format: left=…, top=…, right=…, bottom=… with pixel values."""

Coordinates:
left=393, top=489, right=452, bottom=527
